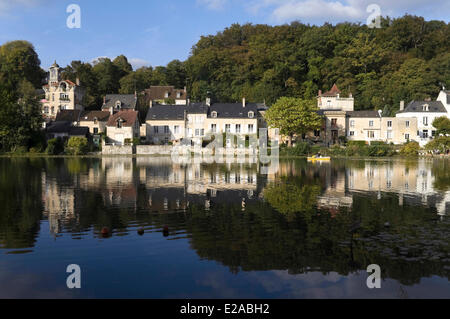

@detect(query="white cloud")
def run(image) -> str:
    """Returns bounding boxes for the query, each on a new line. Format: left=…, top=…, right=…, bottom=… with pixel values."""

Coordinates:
left=197, top=0, right=228, bottom=11
left=128, top=58, right=150, bottom=70
left=246, top=0, right=449, bottom=24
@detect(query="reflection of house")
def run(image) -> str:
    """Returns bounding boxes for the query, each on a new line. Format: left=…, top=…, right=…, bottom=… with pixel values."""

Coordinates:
left=41, top=173, right=76, bottom=235
left=145, top=97, right=260, bottom=145
left=41, top=61, right=85, bottom=121
left=144, top=86, right=188, bottom=105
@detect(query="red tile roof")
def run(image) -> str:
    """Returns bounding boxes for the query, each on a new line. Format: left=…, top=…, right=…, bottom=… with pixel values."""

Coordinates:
left=106, top=110, right=139, bottom=127
left=321, top=84, right=341, bottom=97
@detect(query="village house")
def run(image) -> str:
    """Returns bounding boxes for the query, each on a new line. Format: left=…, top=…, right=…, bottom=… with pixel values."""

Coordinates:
left=105, top=111, right=140, bottom=145
left=143, top=86, right=188, bottom=106
left=346, top=110, right=418, bottom=145
left=396, top=99, right=447, bottom=146
left=145, top=97, right=260, bottom=146
left=41, top=61, right=85, bottom=121
left=79, top=111, right=111, bottom=135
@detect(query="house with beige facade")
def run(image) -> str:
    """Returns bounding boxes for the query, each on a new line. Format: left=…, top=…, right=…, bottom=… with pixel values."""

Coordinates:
left=346, top=110, right=418, bottom=145
left=79, top=111, right=111, bottom=135
left=105, top=110, right=140, bottom=145
left=145, top=98, right=260, bottom=146
left=41, top=61, right=85, bottom=121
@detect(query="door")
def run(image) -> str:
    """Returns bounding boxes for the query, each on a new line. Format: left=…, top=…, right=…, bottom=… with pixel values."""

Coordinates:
left=115, top=134, right=124, bottom=145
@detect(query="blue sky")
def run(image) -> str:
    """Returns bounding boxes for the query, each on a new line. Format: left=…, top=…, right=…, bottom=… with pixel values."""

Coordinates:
left=0, top=0, right=448, bottom=70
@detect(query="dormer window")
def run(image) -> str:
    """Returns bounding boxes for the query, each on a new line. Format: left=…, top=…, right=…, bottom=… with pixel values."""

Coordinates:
left=248, top=111, right=255, bottom=119
left=176, top=92, right=181, bottom=99
left=165, top=92, right=169, bottom=98
left=211, top=111, right=218, bottom=118
left=93, top=117, right=98, bottom=124
left=423, top=104, right=429, bottom=111
left=117, top=118, right=123, bottom=128
left=115, top=101, right=122, bottom=109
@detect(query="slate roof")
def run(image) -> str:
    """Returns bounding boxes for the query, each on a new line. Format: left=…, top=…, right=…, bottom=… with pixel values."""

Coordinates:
left=80, top=111, right=111, bottom=122
left=107, top=110, right=139, bottom=127
left=102, top=94, right=137, bottom=110
left=146, top=102, right=260, bottom=121
left=398, top=101, right=447, bottom=114
left=347, top=111, right=381, bottom=118
left=55, top=110, right=81, bottom=122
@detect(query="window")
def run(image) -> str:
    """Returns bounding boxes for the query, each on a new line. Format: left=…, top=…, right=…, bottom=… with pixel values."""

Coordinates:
left=423, top=117, right=428, bottom=126
left=225, top=124, right=231, bottom=133
left=174, top=126, right=179, bottom=134
left=369, top=121, right=374, bottom=127
left=117, top=120, right=122, bottom=129
left=432, top=130, right=436, bottom=137
left=349, top=131, right=355, bottom=136
left=211, top=111, right=218, bottom=118
left=387, top=131, right=392, bottom=139
left=44, top=107, right=49, bottom=114
left=195, top=129, right=200, bottom=136
left=248, top=111, right=254, bottom=119
left=423, top=130, right=428, bottom=138
left=176, top=92, right=181, bottom=99
left=387, top=121, right=392, bottom=128
left=154, top=126, right=159, bottom=134
left=248, top=124, right=254, bottom=134
left=164, top=126, right=169, bottom=134
left=94, top=128, right=99, bottom=134
left=331, top=119, right=337, bottom=126
left=116, top=101, right=121, bottom=109
left=423, top=104, right=429, bottom=111
left=327, top=100, right=332, bottom=107
left=52, top=94, right=55, bottom=101
left=314, top=129, right=320, bottom=137
left=350, top=120, right=355, bottom=127
left=406, top=121, right=410, bottom=128
left=236, top=124, right=241, bottom=134
left=51, top=107, right=55, bottom=114
left=165, top=92, right=169, bottom=98
left=211, top=124, right=217, bottom=133
left=368, top=131, right=375, bottom=138
left=405, top=134, right=410, bottom=140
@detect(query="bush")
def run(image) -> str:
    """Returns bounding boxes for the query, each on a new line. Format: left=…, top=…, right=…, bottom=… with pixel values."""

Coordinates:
left=291, top=142, right=311, bottom=156
left=348, top=141, right=367, bottom=147
left=45, top=138, right=64, bottom=155
left=65, top=137, right=89, bottom=155
left=132, top=138, right=141, bottom=146
left=400, top=141, right=421, bottom=156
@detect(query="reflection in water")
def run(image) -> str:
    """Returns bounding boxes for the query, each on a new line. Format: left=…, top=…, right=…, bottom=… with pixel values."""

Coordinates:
left=0, top=157, right=448, bottom=298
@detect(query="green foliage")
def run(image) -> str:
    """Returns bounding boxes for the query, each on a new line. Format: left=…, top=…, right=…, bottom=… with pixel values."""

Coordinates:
left=399, top=141, right=421, bottom=156
left=65, top=137, right=89, bottom=155
left=45, top=138, right=64, bottom=155
left=425, top=136, right=450, bottom=153
left=132, top=138, right=141, bottom=146
left=265, top=97, right=323, bottom=146
left=432, top=117, right=450, bottom=136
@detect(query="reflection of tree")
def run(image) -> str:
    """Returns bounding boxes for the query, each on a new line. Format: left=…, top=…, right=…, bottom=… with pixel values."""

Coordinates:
left=0, top=158, right=43, bottom=249
left=263, top=182, right=321, bottom=217
left=432, top=160, right=450, bottom=191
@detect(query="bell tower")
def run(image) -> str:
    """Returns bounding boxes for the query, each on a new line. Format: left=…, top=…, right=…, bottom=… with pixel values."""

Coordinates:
left=49, top=61, right=60, bottom=84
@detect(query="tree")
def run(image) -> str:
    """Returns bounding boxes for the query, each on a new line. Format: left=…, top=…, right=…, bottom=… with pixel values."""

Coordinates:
left=92, top=58, right=121, bottom=95
left=66, top=137, right=89, bottom=155
left=425, top=136, right=450, bottom=154
left=265, top=97, right=323, bottom=147
left=432, top=116, right=450, bottom=136
left=113, top=55, right=133, bottom=78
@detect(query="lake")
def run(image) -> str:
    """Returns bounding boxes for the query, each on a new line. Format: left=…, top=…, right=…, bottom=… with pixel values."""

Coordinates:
left=0, top=156, right=448, bottom=298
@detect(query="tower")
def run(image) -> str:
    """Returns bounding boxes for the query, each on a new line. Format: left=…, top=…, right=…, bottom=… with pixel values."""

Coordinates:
left=49, top=61, right=60, bottom=84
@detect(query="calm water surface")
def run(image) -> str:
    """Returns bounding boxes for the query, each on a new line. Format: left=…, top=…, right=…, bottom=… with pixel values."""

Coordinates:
left=0, top=157, right=448, bottom=298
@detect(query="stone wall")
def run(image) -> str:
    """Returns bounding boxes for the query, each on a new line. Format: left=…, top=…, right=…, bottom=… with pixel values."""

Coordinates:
left=102, top=145, right=134, bottom=155
left=136, top=145, right=174, bottom=155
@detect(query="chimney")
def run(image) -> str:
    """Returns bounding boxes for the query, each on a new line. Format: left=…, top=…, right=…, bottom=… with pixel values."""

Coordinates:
left=187, top=98, right=190, bottom=106
left=184, top=86, right=187, bottom=93
left=103, top=96, right=106, bottom=105
left=400, top=101, right=405, bottom=111
left=206, top=97, right=211, bottom=107
left=110, top=106, right=114, bottom=115
left=76, top=77, right=80, bottom=86
left=242, top=97, right=246, bottom=108
left=318, top=90, right=322, bottom=96
left=349, top=92, right=353, bottom=98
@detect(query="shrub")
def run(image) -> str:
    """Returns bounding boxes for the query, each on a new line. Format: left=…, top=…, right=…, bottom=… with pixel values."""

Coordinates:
left=425, top=136, right=450, bottom=154
left=65, top=137, right=89, bottom=155
left=132, top=138, right=141, bottom=146
left=400, top=141, right=421, bottom=156
left=291, top=142, right=311, bottom=156
left=45, top=138, right=64, bottom=155
left=348, top=141, right=367, bottom=147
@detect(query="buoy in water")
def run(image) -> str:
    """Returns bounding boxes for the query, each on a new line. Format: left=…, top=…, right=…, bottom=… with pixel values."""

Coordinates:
left=138, top=227, right=145, bottom=236
left=101, top=227, right=110, bottom=238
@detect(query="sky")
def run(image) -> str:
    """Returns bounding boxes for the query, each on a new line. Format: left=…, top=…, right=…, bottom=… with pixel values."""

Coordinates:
left=0, top=0, right=448, bottom=70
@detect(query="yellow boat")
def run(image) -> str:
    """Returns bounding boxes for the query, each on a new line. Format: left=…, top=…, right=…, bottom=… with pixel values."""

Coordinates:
left=307, top=156, right=331, bottom=162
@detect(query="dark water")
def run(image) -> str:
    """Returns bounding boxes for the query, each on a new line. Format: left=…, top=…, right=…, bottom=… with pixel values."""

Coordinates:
left=0, top=157, right=448, bottom=299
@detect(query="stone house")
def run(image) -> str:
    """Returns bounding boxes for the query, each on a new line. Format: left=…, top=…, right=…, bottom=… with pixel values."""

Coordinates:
left=105, top=111, right=140, bottom=145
